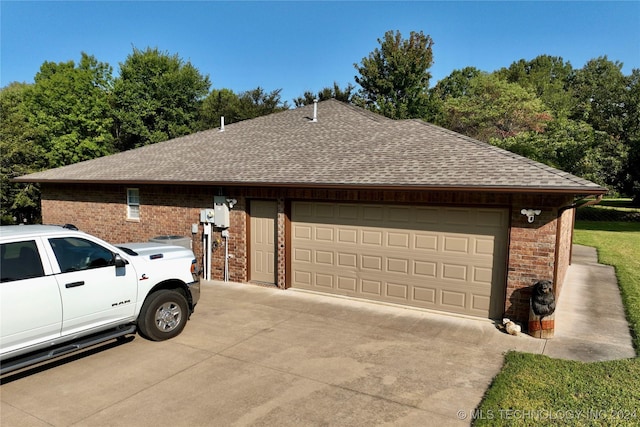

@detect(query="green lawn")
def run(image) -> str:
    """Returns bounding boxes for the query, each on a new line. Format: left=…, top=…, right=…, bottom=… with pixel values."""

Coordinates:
left=596, top=198, right=639, bottom=210
left=473, top=354, right=640, bottom=426
left=576, top=198, right=640, bottom=222
left=473, top=218, right=640, bottom=427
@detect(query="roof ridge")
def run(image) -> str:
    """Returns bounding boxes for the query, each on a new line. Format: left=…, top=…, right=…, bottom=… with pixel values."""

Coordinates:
left=327, top=100, right=395, bottom=123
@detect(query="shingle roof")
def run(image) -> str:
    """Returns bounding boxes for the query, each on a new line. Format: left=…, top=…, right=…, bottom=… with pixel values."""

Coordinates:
left=16, top=99, right=606, bottom=194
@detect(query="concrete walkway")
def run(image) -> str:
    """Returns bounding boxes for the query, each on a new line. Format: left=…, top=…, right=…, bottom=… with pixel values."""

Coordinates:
left=0, top=245, right=635, bottom=426
left=542, top=244, right=636, bottom=361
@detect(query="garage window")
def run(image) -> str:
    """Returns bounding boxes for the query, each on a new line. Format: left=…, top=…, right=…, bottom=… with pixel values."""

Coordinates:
left=127, top=188, right=140, bottom=220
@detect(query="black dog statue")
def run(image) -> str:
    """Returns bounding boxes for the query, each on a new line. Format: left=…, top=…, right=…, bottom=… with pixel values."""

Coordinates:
left=531, top=280, right=556, bottom=317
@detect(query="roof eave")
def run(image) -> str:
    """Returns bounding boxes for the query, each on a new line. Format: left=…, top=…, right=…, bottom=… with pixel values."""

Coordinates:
left=18, top=177, right=608, bottom=195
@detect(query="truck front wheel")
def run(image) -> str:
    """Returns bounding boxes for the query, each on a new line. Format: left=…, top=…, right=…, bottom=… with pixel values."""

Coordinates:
left=138, top=290, right=189, bottom=341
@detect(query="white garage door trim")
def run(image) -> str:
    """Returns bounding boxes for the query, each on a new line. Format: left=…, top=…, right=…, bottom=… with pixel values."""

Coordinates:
left=290, top=202, right=508, bottom=318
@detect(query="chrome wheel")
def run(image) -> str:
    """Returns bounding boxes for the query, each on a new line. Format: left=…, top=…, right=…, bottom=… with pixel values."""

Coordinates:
left=154, top=301, right=183, bottom=332
left=138, top=290, right=189, bottom=341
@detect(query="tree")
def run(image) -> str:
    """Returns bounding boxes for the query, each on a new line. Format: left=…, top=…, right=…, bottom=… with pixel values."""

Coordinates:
left=570, top=56, right=627, bottom=137
left=236, top=87, right=289, bottom=119
left=624, top=69, right=640, bottom=203
left=442, top=73, right=552, bottom=142
left=113, top=47, right=210, bottom=150
left=431, top=67, right=483, bottom=100
left=23, top=53, right=115, bottom=168
left=570, top=58, right=639, bottom=203
left=0, top=83, right=45, bottom=224
left=496, top=55, right=576, bottom=118
left=492, top=56, right=637, bottom=199
left=492, top=118, right=627, bottom=191
left=293, top=82, right=355, bottom=107
left=425, top=67, right=482, bottom=124
left=198, top=88, right=240, bottom=130
left=353, top=30, right=434, bottom=119
left=198, top=87, right=289, bottom=130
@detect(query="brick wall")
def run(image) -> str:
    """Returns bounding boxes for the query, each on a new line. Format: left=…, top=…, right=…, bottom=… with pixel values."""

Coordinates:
left=41, top=184, right=575, bottom=322
left=43, top=184, right=211, bottom=243
left=555, top=204, right=576, bottom=299
left=503, top=194, right=574, bottom=323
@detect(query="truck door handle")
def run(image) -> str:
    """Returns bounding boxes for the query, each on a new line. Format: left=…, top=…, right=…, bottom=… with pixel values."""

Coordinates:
left=65, top=281, right=85, bottom=288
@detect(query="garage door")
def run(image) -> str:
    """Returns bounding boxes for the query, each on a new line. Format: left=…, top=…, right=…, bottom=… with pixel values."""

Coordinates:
left=291, top=202, right=508, bottom=318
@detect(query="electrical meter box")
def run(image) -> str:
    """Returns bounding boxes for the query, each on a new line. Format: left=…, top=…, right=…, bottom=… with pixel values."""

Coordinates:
left=200, top=208, right=215, bottom=224
left=213, top=196, right=230, bottom=228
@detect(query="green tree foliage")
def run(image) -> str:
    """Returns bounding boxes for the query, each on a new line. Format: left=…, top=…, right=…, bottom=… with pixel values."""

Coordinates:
left=354, top=30, right=434, bottom=119
left=23, top=53, right=116, bottom=168
left=113, top=47, right=210, bottom=150
left=293, top=82, right=355, bottom=107
left=431, top=67, right=482, bottom=100
left=198, top=87, right=289, bottom=130
left=0, top=83, right=45, bottom=224
left=625, top=69, right=640, bottom=144
left=570, top=56, right=627, bottom=137
left=236, top=87, right=289, bottom=120
left=495, top=55, right=576, bottom=118
left=625, top=70, right=640, bottom=138
left=425, top=66, right=482, bottom=124
left=442, top=73, right=552, bottom=142
left=492, top=118, right=628, bottom=191
left=569, top=57, right=639, bottom=202
left=198, top=88, right=240, bottom=130
left=624, top=69, right=640, bottom=203
left=572, top=56, right=626, bottom=136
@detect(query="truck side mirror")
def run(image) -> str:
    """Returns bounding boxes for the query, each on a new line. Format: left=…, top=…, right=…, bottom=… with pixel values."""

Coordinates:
left=114, top=254, right=128, bottom=268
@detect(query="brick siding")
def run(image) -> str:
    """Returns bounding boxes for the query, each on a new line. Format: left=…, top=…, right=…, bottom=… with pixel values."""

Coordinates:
left=503, top=194, right=574, bottom=322
left=555, top=205, right=576, bottom=299
left=41, top=184, right=574, bottom=322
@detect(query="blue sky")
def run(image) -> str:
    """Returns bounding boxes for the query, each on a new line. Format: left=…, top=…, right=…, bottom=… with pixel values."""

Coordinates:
left=1, top=1, right=639, bottom=104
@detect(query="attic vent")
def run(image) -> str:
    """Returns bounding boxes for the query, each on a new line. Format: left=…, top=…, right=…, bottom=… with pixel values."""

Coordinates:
left=312, top=99, right=318, bottom=123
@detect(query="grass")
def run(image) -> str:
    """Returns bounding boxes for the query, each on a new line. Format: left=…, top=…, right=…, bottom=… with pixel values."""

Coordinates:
left=473, top=212, right=640, bottom=427
left=576, top=198, right=640, bottom=222
left=473, top=354, right=640, bottom=426
left=596, top=198, right=639, bottom=210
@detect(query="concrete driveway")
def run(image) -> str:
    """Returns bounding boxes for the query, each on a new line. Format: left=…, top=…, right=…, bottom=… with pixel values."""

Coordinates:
left=1, top=284, right=546, bottom=426
left=1, top=245, right=634, bottom=426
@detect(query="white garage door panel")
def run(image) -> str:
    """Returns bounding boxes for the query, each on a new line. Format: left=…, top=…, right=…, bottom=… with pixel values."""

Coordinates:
left=291, top=202, right=508, bottom=318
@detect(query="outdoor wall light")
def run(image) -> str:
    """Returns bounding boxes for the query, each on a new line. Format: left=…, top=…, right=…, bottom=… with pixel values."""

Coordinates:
left=521, top=209, right=542, bottom=223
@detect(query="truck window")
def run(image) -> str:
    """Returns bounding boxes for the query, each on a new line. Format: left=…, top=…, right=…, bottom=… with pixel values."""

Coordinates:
left=0, top=241, right=45, bottom=282
left=49, top=237, right=115, bottom=273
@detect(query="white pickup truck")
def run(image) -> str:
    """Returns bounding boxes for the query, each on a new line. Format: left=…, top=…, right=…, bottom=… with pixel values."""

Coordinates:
left=0, top=224, right=200, bottom=375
